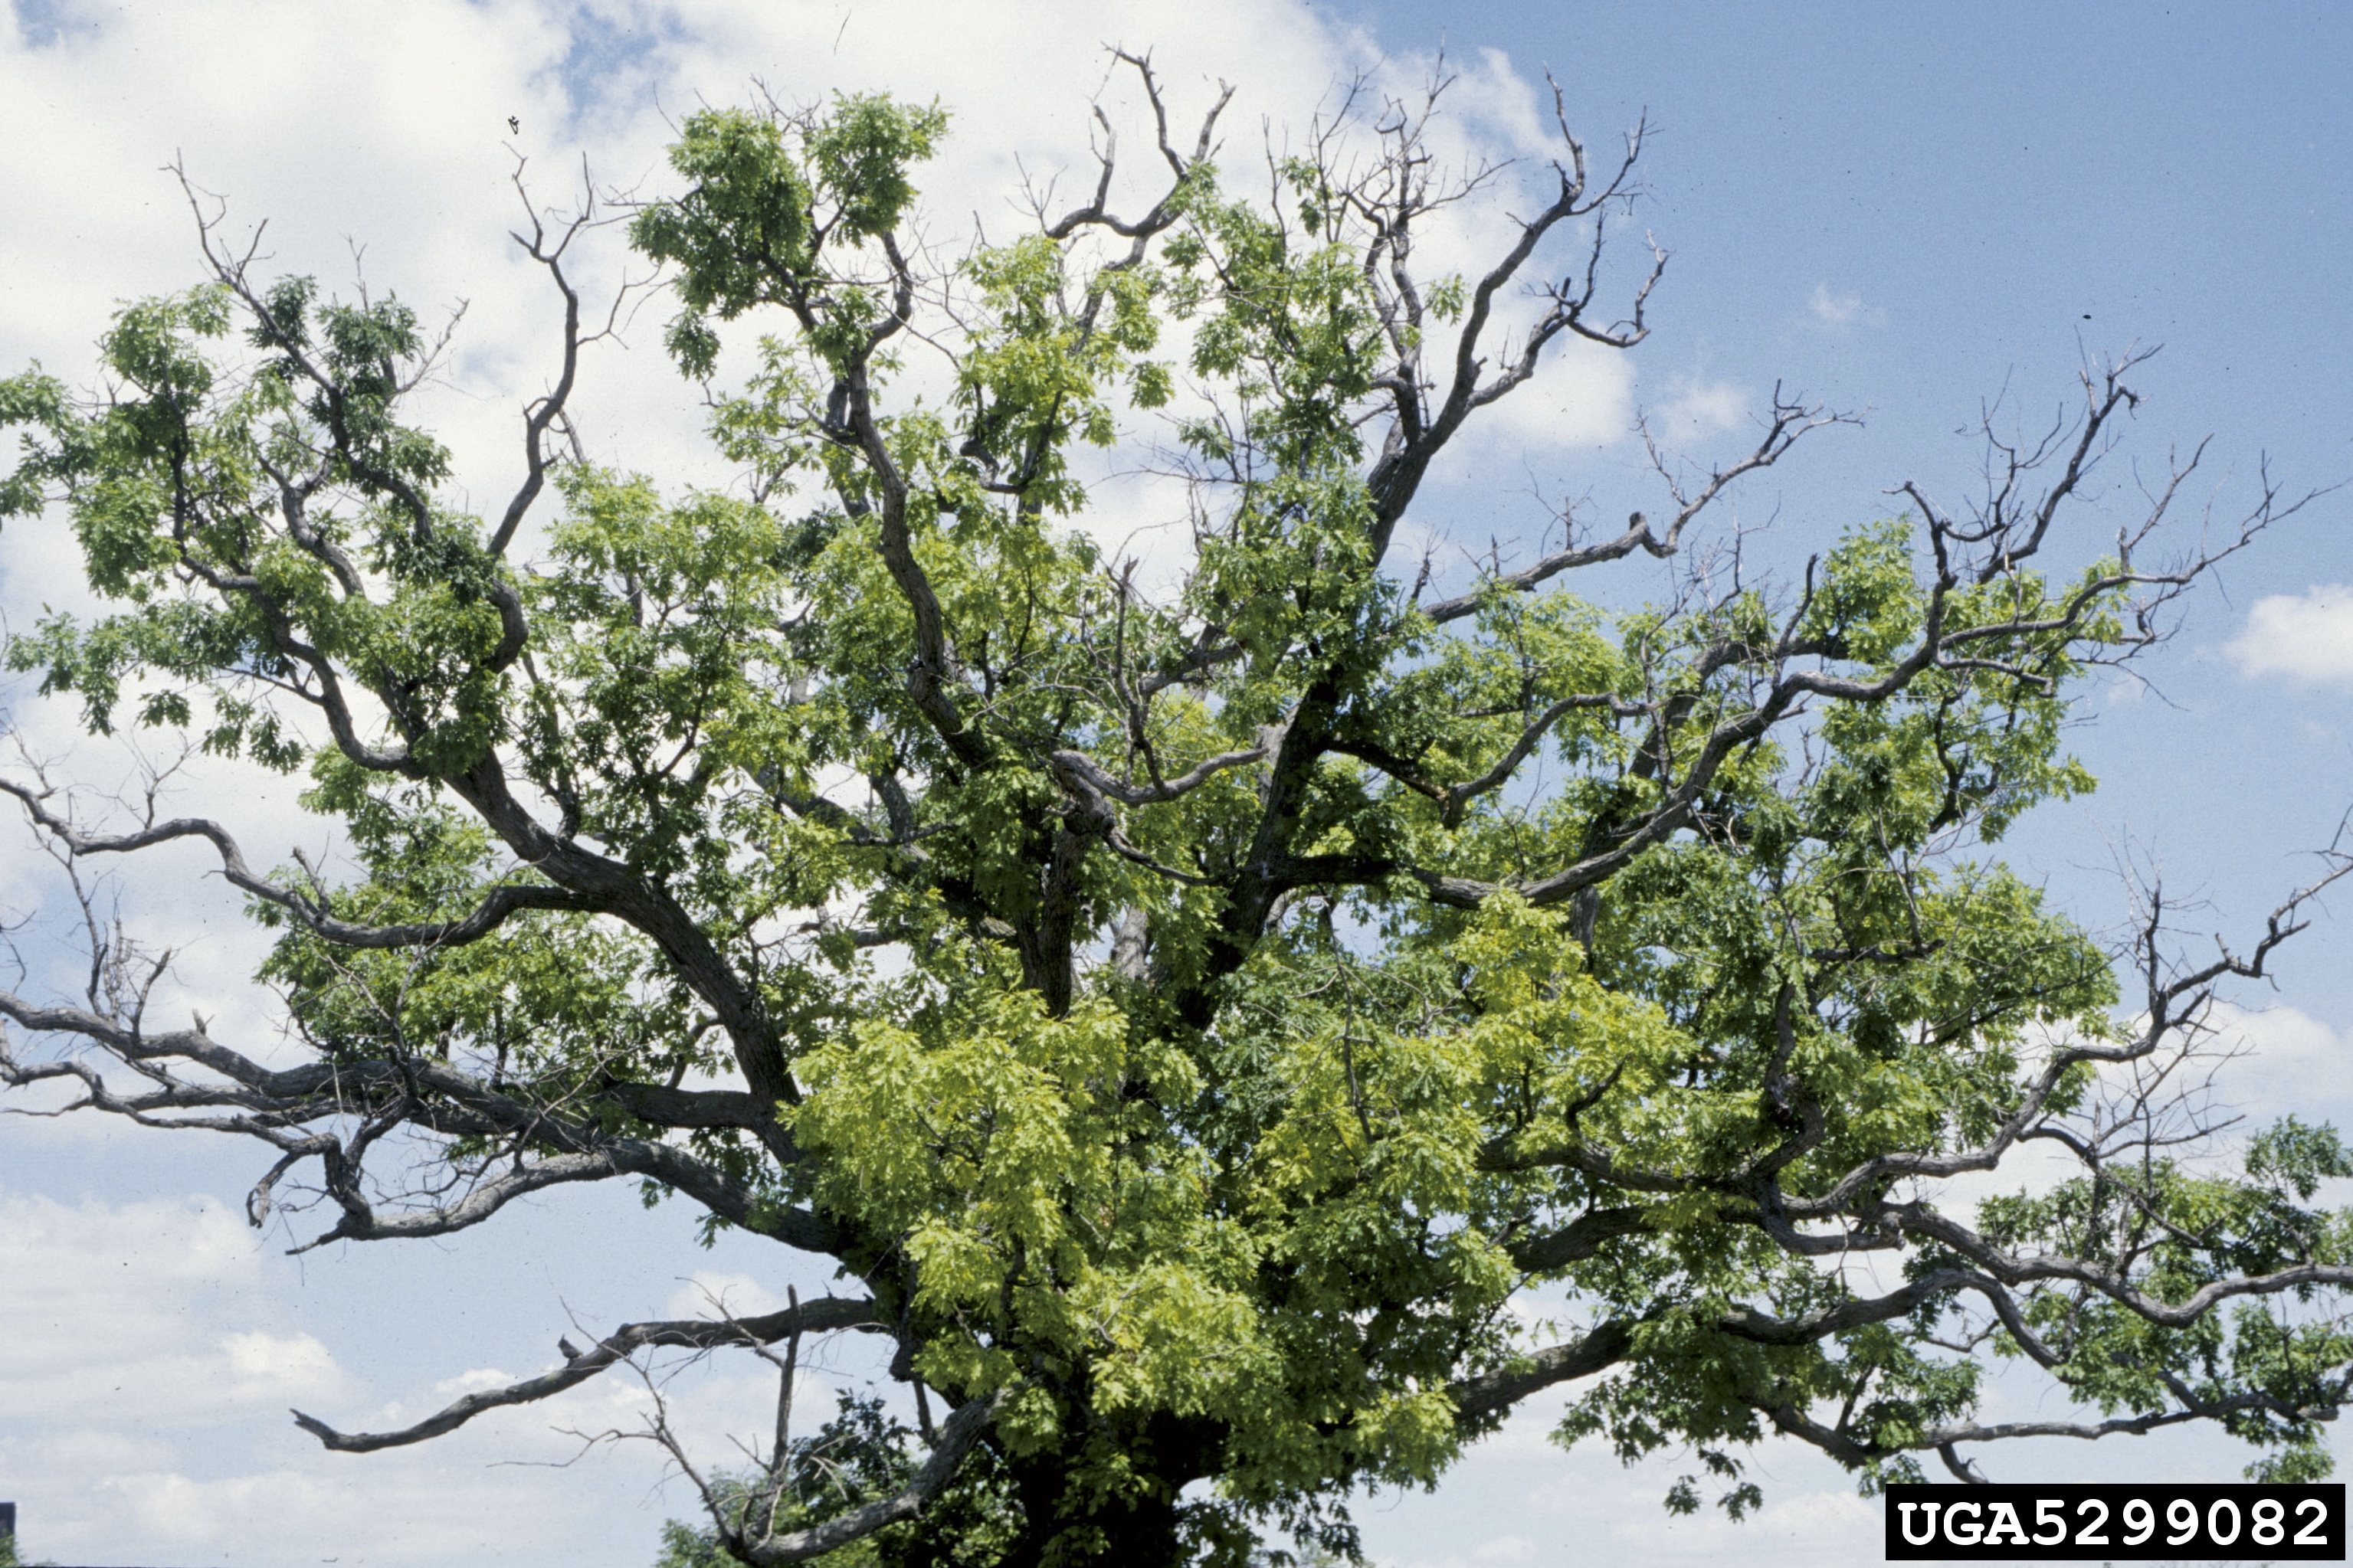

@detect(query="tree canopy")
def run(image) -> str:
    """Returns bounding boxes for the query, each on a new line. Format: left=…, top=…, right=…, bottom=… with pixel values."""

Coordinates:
left=2, top=54, right=2348, bottom=1568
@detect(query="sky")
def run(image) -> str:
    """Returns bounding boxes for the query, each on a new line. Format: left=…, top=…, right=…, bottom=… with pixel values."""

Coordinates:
left=1, top=2, right=2350, bottom=1565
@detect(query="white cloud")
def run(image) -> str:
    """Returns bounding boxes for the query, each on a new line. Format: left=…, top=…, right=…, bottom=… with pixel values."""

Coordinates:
left=84, top=1458, right=600, bottom=1563
left=2227, top=584, right=2353, bottom=684
left=1355, top=1391, right=1886, bottom=1568
left=0, top=1190, right=356, bottom=1422
left=1590, top=1484, right=1878, bottom=1566
left=2197, top=1000, right=2353, bottom=1122
left=1653, top=375, right=1748, bottom=440
left=430, top=1364, right=532, bottom=1399
left=1444, top=335, right=1640, bottom=460
left=0, top=1180, right=861, bottom=1566
left=1807, top=282, right=1885, bottom=326
left=662, top=1268, right=788, bottom=1321
left=221, top=1329, right=346, bottom=1399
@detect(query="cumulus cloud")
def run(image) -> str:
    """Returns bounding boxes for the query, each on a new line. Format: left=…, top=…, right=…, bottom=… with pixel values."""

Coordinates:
left=1354, top=1393, right=1883, bottom=1568
left=1443, top=334, right=1640, bottom=460
left=663, top=1268, right=790, bottom=1321
left=0, top=1181, right=859, bottom=1566
left=2197, top=1000, right=2353, bottom=1121
left=1651, top=375, right=1748, bottom=441
left=79, top=1457, right=604, bottom=1563
left=0, top=1190, right=355, bottom=1423
left=1807, top=282, right=1885, bottom=327
left=2227, top=584, right=2353, bottom=683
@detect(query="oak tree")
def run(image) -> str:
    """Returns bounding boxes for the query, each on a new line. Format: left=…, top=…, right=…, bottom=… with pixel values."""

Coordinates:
left=3, top=54, right=2348, bottom=1568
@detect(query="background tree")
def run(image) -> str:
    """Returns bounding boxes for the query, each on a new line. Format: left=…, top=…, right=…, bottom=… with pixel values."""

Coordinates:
left=1, top=53, right=2346, bottom=1568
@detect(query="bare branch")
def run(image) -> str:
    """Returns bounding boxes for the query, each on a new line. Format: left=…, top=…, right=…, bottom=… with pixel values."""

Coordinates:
left=0, top=775, right=599, bottom=948
left=293, top=1295, right=883, bottom=1452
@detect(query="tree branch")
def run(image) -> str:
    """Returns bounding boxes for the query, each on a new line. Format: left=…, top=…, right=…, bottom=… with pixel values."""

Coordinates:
left=293, top=1295, right=883, bottom=1452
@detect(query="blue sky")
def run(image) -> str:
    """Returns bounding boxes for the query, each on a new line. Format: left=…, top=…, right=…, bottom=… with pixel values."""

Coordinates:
left=1, top=3, right=2349, bottom=1566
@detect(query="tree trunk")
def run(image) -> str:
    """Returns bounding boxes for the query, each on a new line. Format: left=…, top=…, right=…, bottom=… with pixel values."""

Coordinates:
left=994, top=1419, right=1204, bottom=1568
